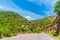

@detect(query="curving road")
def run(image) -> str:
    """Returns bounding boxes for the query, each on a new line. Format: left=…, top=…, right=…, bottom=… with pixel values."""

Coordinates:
left=0, top=33, right=55, bottom=40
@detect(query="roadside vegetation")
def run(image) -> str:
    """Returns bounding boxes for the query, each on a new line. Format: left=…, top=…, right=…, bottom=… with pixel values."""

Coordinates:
left=47, top=31, right=60, bottom=40
left=46, top=0, right=60, bottom=40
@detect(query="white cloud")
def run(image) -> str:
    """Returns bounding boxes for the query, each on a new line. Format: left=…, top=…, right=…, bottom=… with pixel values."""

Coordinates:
left=25, top=16, right=31, bottom=20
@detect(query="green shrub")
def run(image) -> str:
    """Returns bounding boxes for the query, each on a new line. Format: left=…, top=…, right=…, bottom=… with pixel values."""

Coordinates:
left=51, top=32, right=58, bottom=36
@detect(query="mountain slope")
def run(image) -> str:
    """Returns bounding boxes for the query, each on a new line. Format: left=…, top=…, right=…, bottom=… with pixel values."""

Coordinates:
left=30, top=16, right=56, bottom=32
left=0, top=11, right=33, bottom=38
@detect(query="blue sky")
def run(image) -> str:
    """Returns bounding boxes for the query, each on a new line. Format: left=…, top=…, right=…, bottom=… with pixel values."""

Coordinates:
left=0, top=0, right=57, bottom=20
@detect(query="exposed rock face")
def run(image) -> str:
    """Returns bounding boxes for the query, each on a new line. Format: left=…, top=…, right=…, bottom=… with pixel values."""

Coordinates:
left=44, top=16, right=60, bottom=33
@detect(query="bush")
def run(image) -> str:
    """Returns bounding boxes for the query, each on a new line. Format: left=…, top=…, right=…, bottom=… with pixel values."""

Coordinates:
left=51, top=32, right=58, bottom=36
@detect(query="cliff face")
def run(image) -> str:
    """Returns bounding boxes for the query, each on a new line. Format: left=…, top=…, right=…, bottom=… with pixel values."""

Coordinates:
left=44, top=16, right=60, bottom=33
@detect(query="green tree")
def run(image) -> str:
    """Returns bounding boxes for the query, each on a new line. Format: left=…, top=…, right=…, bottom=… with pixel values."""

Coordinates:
left=54, top=0, right=60, bottom=15
left=54, top=0, right=60, bottom=34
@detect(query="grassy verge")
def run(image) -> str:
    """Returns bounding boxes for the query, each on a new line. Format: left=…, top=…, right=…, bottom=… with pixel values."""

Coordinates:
left=46, top=31, right=60, bottom=40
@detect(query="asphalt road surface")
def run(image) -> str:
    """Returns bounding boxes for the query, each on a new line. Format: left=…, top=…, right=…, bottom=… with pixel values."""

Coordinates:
left=0, top=33, right=55, bottom=40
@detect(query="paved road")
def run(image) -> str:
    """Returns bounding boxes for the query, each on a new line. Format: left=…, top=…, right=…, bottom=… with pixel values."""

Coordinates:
left=0, top=33, right=55, bottom=40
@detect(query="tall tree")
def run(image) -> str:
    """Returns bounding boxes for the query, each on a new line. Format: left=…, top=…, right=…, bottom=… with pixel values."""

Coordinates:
left=54, top=0, right=60, bottom=34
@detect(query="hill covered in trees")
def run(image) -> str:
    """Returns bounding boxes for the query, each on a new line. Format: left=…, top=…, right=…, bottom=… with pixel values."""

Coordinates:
left=0, top=11, right=33, bottom=38
left=0, top=11, right=56, bottom=38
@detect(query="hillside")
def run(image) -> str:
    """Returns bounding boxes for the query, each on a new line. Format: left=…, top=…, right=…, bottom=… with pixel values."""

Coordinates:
left=30, top=16, right=56, bottom=33
left=0, top=11, right=56, bottom=38
left=0, top=11, right=34, bottom=38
